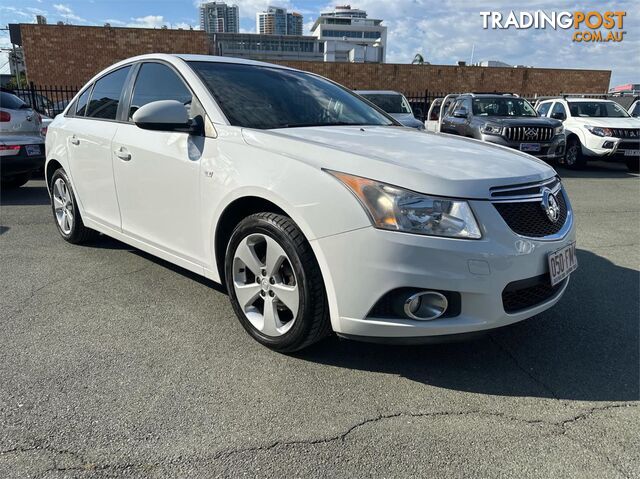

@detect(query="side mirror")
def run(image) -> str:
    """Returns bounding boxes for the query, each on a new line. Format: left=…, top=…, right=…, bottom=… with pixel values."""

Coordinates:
left=550, top=111, right=566, bottom=121
left=132, top=100, right=202, bottom=135
left=453, top=108, right=468, bottom=118
left=413, top=107, right=423, bottom=119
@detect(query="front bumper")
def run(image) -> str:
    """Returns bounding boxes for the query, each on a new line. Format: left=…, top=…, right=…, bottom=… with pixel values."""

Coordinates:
left=314, top=196, right=576, bottom=340
left=0, top=144, right=45, bottom=177
left=581, top=136, right=640, bottom=161
left=479, top=134, right=566, bottom=159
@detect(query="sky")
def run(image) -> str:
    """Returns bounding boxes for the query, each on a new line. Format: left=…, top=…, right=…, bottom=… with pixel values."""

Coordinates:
left=1, top=0, right=638, bottom=87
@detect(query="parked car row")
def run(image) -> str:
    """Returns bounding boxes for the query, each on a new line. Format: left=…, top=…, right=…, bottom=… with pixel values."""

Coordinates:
left=420, top=92, right=640, bottom=172
left=0, top=91, right=46, bottom=188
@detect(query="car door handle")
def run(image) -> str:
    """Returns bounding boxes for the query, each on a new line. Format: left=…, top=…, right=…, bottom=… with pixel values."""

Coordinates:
left=70, top=135, right=80, bottom=145
left=115, top=147, right=131, bottom=161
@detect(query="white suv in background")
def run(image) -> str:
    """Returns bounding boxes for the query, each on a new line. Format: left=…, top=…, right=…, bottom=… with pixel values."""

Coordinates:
left=536, top=97, right=640, bottom=172
left=45, top=54, right=577, bottom=351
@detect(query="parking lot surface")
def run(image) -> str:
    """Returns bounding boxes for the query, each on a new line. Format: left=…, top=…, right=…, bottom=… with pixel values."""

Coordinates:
left=1, top=163, right=638, bottom=478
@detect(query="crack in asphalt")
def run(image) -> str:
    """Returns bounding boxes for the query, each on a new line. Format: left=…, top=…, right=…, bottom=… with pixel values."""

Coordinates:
left=488, top=334, right=560, bottom=400
left=3, top=404, right=636, bottom=475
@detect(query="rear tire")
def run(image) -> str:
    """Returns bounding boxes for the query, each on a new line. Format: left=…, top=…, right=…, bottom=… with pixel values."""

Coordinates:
left=50, top=168, right=98, bottom=244
left=1, top=173, right=31, bottom=189
left=625, top=158, right=639, bottom=173
left=225, top=212, right=330, bottom=352
left=564, top=137, right=587, bottom=169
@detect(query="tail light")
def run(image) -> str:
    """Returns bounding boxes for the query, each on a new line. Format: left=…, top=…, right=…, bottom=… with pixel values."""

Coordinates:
left=0, top=111, right=11, bottom=122
left=0, top=145, right=21, bottom=156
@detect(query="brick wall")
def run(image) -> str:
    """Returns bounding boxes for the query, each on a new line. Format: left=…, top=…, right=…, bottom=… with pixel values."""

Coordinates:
left=18, top=24, right=610, bottom=95
left=272, top=61, right=611, bottom=96
left=20, top=24, right=208, bottom=87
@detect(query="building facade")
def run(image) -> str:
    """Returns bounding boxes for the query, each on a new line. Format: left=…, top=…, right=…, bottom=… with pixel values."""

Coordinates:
left=310, top=5, right=387, bottom=62
left=199, top=2, right=239, bottom=34
left=211, top=32, right=323, bottom=61
left=256, top=6, right=303, bottom=36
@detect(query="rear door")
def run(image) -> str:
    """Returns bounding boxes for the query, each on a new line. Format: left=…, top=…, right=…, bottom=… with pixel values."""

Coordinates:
left=111, top=61, right=204, bottom=264
left=65, top=66, right=132, bottom=230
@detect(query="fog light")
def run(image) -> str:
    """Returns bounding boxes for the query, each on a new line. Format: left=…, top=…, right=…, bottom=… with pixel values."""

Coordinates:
left=403, top=291, right=448, bottom=321
left=603, top=141, right=614, bottom=149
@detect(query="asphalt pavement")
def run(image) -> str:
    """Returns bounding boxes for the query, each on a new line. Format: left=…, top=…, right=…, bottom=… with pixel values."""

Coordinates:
left=1, top=162, right=638, bottom=478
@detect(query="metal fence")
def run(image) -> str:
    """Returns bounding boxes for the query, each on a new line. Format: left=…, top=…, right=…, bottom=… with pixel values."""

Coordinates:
left=6, top=83, right=79, bottom=117
left=3, top=83, right=622, bottom=122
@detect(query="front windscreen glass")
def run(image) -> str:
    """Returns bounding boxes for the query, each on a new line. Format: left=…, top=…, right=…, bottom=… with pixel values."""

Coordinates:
left=472, top=97, right=537, bottom=117
left=188, top=61, right=395, bottom=129
left=361, top=94, right=413, bottom=114
left=567, top=101, right=630, bottom=118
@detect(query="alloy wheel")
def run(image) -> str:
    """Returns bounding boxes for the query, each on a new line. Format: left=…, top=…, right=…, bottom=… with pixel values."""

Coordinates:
left=232, top=233, right=299, bottom=337
left=53, top=178, right=74, bottom=235
left=566, top=144, right=578, bottom=166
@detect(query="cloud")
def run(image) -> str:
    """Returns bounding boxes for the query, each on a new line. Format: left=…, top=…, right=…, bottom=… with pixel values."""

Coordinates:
left=326, top=0, right=638, bottom=87
left=128, top=15, right=166, bottom=28
left=52, top=3, right=86, bottom=22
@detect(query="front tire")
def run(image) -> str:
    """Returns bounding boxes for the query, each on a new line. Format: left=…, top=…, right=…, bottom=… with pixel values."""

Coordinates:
left=564, top=137, right=587, bottom=169
left=625, top=158, right=639, bottom=173
left=50, top=168, right=97, bottom=244
left=225, top=213, right=330, bottom=352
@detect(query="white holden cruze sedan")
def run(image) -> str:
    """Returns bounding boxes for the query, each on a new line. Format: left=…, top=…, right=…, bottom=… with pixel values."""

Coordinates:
left=45, top=54, right=577, bottom=352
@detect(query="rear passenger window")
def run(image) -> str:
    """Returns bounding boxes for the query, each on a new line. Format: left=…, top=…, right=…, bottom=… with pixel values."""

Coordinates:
left=129, top=63, right=192, bottom=119
left=73, top=88, right=92, bottom=117
left=86, top=66, right=131, bottom=120
left=537, top=102, right=551, bottom=117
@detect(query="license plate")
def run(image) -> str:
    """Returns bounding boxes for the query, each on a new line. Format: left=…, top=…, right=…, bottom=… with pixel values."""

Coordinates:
left=623, top=149, right=640, bottom=157
left=548, top=242, right=578, bottom=287
left=25, top=144, right=41, bottom=156
left=520, top=143, right=541, bottom=152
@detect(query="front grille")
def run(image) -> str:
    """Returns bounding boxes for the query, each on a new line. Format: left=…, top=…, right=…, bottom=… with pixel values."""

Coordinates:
left=493, top=192, right=568, bottom=238
left=490, top=177, right=560, bottom=198
left=610, top=128, right=640, bottom=139
left=502, top=274, right=565, bottom=313
left=504, top=126, right=554, bottom=142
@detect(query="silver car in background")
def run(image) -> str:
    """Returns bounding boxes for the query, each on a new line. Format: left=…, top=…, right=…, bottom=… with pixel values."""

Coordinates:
left=0, top=91, right=45, bottom=188
left=355, top=90, right=425, bottom=129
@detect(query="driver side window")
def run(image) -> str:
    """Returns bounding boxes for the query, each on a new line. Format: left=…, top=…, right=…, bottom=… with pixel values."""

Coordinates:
left=129, top=62, right=193, bottom=120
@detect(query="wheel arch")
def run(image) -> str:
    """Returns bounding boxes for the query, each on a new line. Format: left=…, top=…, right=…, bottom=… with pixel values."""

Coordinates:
left=45, top=159, right=63, bottom=192
left=213, top=196, right=289, bottom=283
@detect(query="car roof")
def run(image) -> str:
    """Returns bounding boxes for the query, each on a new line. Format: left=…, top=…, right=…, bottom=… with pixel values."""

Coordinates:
left=540, top=97, right=616, bottom=103
left=354, top=90, right=403, bottom=95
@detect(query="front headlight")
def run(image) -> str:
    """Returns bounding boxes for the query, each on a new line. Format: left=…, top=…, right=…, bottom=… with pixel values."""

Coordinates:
left=328, top=171, right=482, bottom=239
left=480, top=123, right=503, bottom=135
left=585, top=125, right=613, bottom=137
left=555, top=125, right=564, bottom=135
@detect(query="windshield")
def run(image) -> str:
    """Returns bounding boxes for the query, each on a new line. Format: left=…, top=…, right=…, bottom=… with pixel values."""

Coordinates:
left=189, top=62, right=395, bottom=129
left=360, top=93, right=412, bottom=114
left=568, top=101, right=630, bottom=118
left=472, top=97, right=537, bottom=117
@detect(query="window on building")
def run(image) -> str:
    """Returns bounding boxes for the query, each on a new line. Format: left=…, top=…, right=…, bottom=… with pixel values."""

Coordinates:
left=86, top=66, right=131, bottom=120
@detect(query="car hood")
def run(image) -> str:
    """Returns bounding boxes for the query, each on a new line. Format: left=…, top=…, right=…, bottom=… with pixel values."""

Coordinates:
left=475, top=116, right=562, bottom=127
left=389, top=113, right=424, bottom=129
left=242, top=125, right=556, bottom=199
left=573, top=117, right=640, bottom=128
